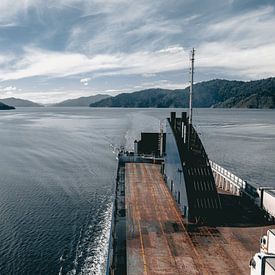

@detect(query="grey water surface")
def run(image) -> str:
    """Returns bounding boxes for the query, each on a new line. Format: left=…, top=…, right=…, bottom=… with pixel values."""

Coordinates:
left=0, top=107, right=274, bottom=274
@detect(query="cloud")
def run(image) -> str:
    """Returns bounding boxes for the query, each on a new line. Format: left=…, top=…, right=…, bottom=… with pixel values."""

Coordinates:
left=2, top=86, right=17, bottom=91
left=65, top=1, right=187, bottom=55
left=0, top=1, right=275, bottom=103
left=0, top=0, right=41, bottom=23
left=0, top=53, right=15, bottom=65
left=195, top=6, right=275, bottom=78
left=2, top=37, right=275, bottom=82
left=197, top=42, right=275, bottom=78
left=80, top=77, right=91, bottom=86
left=0, top=85, right=21, bottom=98
left=0, top=45, right=188, bottom=81
left=142, top=73, right=156, bottom=78
left=205, top=6, right=275, bottom=47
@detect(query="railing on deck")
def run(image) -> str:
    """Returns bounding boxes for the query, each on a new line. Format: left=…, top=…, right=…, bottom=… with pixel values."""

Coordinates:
left=209, top=160, right=246, bottom=196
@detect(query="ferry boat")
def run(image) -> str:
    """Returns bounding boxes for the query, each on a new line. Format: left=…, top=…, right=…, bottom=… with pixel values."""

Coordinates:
left=106, top=49, right=275, bottom=275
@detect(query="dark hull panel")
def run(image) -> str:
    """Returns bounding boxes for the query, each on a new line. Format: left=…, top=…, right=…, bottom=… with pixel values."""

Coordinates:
left=165, top=112, right=221, bottom=223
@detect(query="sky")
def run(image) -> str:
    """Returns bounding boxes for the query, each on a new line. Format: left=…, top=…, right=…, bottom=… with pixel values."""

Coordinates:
left=0, top=0, right=275, bottom=104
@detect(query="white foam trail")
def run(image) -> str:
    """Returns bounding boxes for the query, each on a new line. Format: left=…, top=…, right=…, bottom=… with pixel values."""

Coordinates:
left=58, top=255, right=65, bottom=275
left=79, top=202, right=113, bottom=275
left=66, top=202, right=113, bottom=275
left=66, top=223, right=86, bottom=275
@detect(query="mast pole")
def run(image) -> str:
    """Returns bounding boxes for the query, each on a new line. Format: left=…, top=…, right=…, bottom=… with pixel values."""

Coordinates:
left=159, top=120, right=163, bottom=157
left=189, top=48, right=195, bottom=125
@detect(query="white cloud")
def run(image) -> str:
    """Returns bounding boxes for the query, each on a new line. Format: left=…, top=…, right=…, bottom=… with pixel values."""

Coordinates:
left=197, top=42, right=275, bottom=79
left=205, top=6, right=275, bottom=47
left=1, top=38, right=275, bottom=83
left=0, top=0, right=130, bottom=24
left=195, top=6, right=275, bottom=79
left=142, top=73, right=156, bottom=78
left=0, top=85, right=19, bottom=99
left=125, top=19, right=182, bottom=37
left=0, top=53, right=15, bottom=65
left=158, top=46, right=185, bottom=54
left=80, top=77, right=91, bottom=86
left=65, top=1, right=164, bottom=54
left=0, top=46, right=188, bottom=81
left=0, top=0, right=42, bottom=23
left=2, top=86, right=17, bottom=91
left=0, top=0, right=275, bottom=104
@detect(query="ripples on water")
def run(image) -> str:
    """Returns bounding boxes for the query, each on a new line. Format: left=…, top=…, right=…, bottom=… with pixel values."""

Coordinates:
left=0, top=107, right=274, bottom=274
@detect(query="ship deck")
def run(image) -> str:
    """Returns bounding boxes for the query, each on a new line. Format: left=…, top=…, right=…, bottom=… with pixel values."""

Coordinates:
left=125, top=162, right=274, bottom=275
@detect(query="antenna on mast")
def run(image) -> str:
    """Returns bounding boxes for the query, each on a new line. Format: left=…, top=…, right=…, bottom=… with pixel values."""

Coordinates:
left=189, top=48, right=195, bottom=125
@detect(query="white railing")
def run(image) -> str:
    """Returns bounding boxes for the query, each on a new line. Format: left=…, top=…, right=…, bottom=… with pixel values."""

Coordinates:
left=209, top=160, right=246, bottom=195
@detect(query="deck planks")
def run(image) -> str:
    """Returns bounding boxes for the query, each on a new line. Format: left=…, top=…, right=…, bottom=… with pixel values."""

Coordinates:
left=125, top=163, right=274, bottom=275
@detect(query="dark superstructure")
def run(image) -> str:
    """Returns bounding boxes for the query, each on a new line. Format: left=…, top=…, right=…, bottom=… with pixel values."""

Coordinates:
left=165, top=111, right=222, bottom=223
left=136, top=132, right=166, bottom=156
left=135, top=111, right=222, bottom=223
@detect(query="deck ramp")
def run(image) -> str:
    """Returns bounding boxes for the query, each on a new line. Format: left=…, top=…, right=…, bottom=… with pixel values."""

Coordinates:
left=126, top=163, right=202, bottom=274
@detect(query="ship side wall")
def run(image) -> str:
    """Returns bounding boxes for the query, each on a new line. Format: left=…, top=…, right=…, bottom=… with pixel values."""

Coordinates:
left=164, top=118, right=189, bottom=217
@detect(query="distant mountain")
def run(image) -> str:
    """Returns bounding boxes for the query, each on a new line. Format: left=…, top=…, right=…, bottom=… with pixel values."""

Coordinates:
left=53, top=94, right=110, bottom=107
left=90, top=88, right=174, bottom=107
left=1, top=97, right=43, bottom=107
left=0, top=102, right=15, bottom=110
left=90, top=78, right=275, bottom=108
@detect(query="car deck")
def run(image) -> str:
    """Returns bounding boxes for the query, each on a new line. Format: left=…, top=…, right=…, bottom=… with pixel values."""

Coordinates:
left=125, top=163, right=273, bottom=275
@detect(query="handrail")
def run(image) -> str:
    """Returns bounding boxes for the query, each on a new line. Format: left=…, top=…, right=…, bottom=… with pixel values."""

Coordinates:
left=209, top=160, right=246, bottom=190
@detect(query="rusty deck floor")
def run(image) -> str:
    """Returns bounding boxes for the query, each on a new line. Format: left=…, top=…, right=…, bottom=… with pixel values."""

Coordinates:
left=125, top=163, right=274, bottom=275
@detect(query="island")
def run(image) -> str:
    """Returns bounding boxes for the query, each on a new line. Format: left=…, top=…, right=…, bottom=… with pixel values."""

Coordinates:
left=0, top=102, right=15, bottom=110
left=0, top=97, right=43, bottom=107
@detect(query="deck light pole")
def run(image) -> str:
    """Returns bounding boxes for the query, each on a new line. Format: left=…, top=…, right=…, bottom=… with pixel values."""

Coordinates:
left=189, top=48, right=195, bottom=125
left=188, top=48, right=195, bottom=150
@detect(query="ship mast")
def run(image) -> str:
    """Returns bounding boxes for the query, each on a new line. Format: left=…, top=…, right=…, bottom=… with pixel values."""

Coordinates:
left=189, top=48, right=195, bottom=125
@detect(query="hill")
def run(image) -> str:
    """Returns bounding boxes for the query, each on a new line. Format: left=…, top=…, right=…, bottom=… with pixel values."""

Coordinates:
left=90, top=89, right=174, bottom=107
left=90, top=78, right=275, bottom=108
left=1, top=97, right=43, bottom=107
left=0, top=102, right=15, bottom=110
left=53, top=94, right=110, bottom=107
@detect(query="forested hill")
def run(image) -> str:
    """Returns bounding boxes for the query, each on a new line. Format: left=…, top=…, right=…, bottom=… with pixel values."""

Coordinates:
left=1, top=97, right=43, bottom=107
left=90, top=78, right=275, bottom=108
left=0, top=102, right=15, bottom=110
left=53, top=94, right=110, bottom=107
